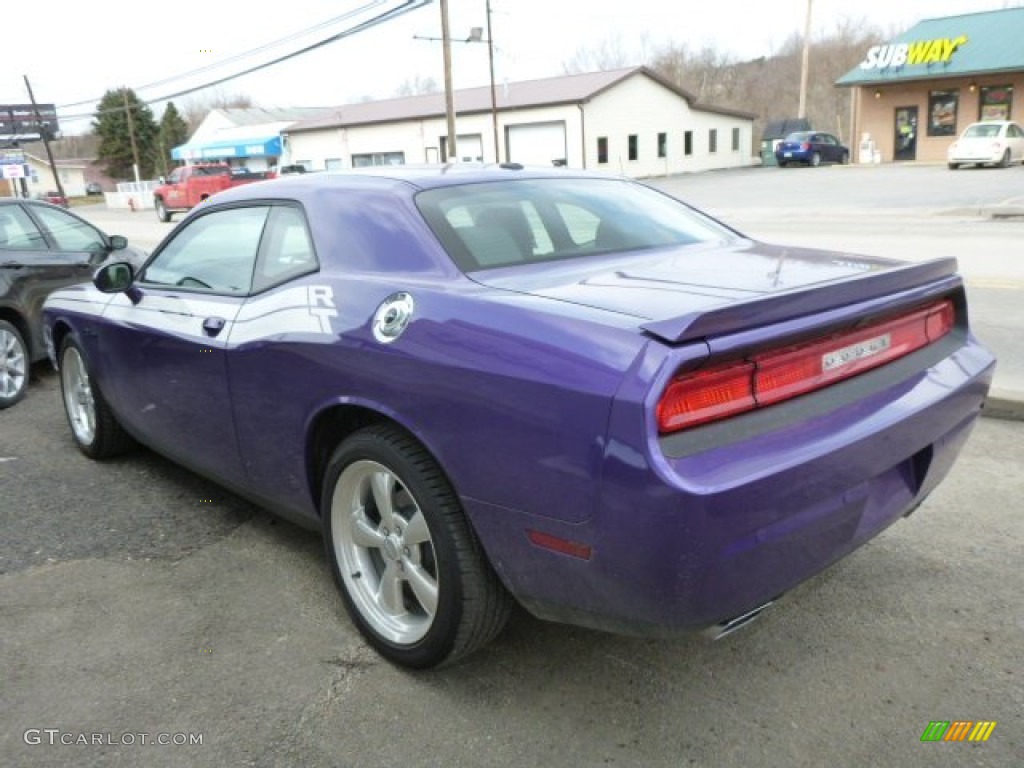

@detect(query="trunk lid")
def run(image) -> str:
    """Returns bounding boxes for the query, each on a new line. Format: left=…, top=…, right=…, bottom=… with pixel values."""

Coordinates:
left=469, top=241, right=958, bottom=343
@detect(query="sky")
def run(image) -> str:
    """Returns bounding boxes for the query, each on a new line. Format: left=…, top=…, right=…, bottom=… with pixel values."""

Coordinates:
left=1, top=0, right=1014, bottom=134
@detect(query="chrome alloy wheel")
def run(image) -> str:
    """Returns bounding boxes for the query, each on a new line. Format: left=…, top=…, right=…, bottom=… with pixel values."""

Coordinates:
left=331, top=460, right=439, bottom=645
left=61, top=346, right=96, bottom=445
left=0, top=327, right=27, bottom=401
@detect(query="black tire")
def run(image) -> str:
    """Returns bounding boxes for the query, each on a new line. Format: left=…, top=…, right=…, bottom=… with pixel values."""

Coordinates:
left=322, top=424, right=510, bottom=668
left=948, top=162, right=959, bottom=170
left=999, top=149, right=1011, bottom=168
left=809, top=152, right=821, bottom=167
left=155, top=197, right=172, bottom=223
left=58, top=335, right=133, bottom=459
left=0, top=319, right=29, bottom=409
left=778, top=160, right=788, bottom=168
left=840, top=151, right=850, bottom=165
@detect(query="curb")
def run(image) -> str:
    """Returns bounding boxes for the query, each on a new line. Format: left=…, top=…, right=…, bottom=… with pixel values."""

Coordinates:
left=982, top=388, right=1024, bottom=422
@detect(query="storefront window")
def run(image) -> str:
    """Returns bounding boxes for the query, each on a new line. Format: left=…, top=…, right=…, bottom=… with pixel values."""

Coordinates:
left=979, top=86, right=1013, bottom=121
left=927, top=90, right=958, bottom=136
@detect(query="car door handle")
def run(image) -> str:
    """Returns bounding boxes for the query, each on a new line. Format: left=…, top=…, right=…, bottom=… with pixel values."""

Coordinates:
left=202, top=317, right=226, bottom=337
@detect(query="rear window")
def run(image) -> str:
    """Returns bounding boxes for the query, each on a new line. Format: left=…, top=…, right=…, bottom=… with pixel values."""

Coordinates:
left=194, top=166, right=231, bottom=176
left=783, top=132, right=811, bottom=142
left=964, top=124, right=1001, bottom=138
left=415, top=178, right=734, bottom=271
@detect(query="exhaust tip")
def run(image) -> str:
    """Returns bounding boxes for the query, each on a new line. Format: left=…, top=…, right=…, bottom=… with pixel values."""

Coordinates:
left=703, top=600, right=775, bottom=640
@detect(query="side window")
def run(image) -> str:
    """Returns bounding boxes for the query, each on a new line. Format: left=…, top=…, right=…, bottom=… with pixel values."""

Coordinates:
left=31, top=206, right=106, bottom=252
left=168, top=169, right=182, bottom=183
left=252, top=205, right=318, bottom=292
left=0, top=206, right=47, bottom=251
left=142, top=206, right=269, bottom=294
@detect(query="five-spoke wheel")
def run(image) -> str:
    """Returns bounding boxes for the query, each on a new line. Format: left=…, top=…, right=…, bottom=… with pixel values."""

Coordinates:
left=0, top=320, right=28, bottom=409
left=323, top=425, right=509, bottom=668
left=58, top=336, right=133, bottom=458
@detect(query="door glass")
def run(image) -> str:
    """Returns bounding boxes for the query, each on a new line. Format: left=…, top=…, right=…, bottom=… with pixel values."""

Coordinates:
left=252, top=206, right=318, bottom=292
left=894, top=107, right=918, bottom=161
left=0, top=206, right=47, bottom=250
left=31, top=206, right=106, bottom=253
left=142, top=206, right=269, bottom=294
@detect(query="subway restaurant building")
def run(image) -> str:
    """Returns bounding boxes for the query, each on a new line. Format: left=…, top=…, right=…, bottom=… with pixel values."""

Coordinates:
left=836, top=7, right=1024, bottom=163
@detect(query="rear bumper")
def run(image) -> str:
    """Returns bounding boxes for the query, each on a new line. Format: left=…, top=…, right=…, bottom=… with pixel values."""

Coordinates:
left=465, top=337, right=995, bottom=636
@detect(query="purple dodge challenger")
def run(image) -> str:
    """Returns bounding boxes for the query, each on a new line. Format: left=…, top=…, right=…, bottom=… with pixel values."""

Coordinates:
left=43, top=167, right=995, bottom=668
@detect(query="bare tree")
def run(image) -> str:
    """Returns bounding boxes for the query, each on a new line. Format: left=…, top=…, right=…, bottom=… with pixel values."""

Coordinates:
left=562, top=33, right=639, bottom=74
left=180, top=90, right=256, bottom=134
left=643, top=16, right=885, bottom=145
left=394, top=76, right=441, bottom=97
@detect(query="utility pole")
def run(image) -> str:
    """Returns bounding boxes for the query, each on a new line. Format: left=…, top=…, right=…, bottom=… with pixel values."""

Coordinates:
left=23, top=75, right=66, bottom=201
left=486, top=0, right=499, bottom=162
left=440, top=0, right=458, bottom=161
left=122, top=87, right=142, bottom=183
left=797, top=0, right=813, bottom=119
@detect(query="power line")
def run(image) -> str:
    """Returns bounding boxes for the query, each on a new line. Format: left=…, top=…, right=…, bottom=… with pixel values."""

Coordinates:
left=57, top=0, right=388, bottom=110
left=56, top=0, right=433, bottom=121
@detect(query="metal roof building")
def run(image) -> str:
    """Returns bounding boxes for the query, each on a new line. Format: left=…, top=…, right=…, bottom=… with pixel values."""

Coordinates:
left=836, top=7, right=1024, bottom=163
left=283, top=67, right=757, bottom=178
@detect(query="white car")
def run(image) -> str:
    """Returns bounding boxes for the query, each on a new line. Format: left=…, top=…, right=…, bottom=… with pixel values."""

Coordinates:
left=947, top=120, right=1024, bottom=169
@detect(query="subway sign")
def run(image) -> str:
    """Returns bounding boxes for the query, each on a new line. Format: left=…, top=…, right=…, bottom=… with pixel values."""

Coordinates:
left=859, top=36, right=968, bottom=69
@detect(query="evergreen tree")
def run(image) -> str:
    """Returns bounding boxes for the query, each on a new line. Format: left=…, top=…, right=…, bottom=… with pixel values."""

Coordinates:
left=92, top=88, right=159, bottom=180
left=155, top=102, right=190, bottom=176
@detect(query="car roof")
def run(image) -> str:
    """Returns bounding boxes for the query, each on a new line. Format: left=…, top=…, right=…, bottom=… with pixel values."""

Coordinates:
left=208, top=164, right=629, bottom=206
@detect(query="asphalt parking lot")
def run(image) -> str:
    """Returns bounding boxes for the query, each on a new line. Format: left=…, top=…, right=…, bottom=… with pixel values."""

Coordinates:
left=3, top=164, right=1023, bottom=767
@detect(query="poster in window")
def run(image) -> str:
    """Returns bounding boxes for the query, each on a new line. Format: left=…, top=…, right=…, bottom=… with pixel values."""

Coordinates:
left=979, top=86, right=1013, bottom=121
left=928, top=90, right=958, bottom=136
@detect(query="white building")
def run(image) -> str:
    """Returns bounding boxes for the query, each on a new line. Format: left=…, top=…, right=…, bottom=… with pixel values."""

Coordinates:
left=172, top=107, right=334, bottom=172
left=283, top=67, right=756, bottom=177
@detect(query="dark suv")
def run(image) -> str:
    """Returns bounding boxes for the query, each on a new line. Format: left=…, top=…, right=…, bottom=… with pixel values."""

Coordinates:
left=0, top=200, right=140, bottom=407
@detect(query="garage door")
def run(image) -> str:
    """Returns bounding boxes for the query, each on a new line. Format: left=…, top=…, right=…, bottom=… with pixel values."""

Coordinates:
left=507, top=122, right=567, bottom=167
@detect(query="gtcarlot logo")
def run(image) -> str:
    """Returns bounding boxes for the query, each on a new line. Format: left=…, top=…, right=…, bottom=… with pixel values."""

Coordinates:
left=23, top=729, right=203, bottom=746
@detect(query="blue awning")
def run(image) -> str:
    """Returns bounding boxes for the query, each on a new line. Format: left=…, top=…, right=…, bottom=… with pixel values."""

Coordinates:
left=172, top=135, right=282, bottom=161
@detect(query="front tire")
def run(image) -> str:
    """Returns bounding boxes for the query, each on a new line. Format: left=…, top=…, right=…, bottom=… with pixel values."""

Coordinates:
left=948, top=162, right=959, bottom=170
left=840, top=151, right=850, bottom=165
left=0, top=319, right=29, bottom=409
left=322, top=425, right=510, bottom=668
left=155, top=197, right=172, bottom=223
left=59, top=336, right=133, bottom=459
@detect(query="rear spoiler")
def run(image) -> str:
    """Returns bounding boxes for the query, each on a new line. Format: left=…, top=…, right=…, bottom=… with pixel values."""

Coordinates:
left=640, top=257, right=960, bottom=344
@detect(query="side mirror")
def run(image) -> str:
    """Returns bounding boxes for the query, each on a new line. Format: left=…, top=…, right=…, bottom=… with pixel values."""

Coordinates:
left=94, top=261, right=135, bottom=293
left=108, top=235, right=128, bottom=251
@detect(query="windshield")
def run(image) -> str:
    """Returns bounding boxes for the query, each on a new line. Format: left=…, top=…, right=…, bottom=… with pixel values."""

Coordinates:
left=416, top=178, right=736, bottom=272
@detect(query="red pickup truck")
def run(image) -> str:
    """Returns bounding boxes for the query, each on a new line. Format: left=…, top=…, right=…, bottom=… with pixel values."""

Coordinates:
left=153, top=164, right=273, bottom=222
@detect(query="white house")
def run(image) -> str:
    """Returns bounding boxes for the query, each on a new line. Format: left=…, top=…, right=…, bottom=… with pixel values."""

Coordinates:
left=283, top=67, right=756, bottom=178
left=171, top=107, right=334, bottom=171
left=24, top=153, right=88, bottom=197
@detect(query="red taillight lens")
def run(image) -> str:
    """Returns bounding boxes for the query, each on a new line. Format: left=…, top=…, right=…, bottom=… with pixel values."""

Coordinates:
left=656, top=362, right=756, bottom=432
left=801, top=142, right=811, bottom=150
left=657, top=299, right=955, bottom=433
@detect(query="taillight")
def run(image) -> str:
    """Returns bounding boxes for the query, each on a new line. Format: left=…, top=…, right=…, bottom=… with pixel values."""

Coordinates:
left=657, top=362, right=756, bottom=431
left=657, top=299, right=955, bottom=433
left=801, top=142, right=811, bottom=150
